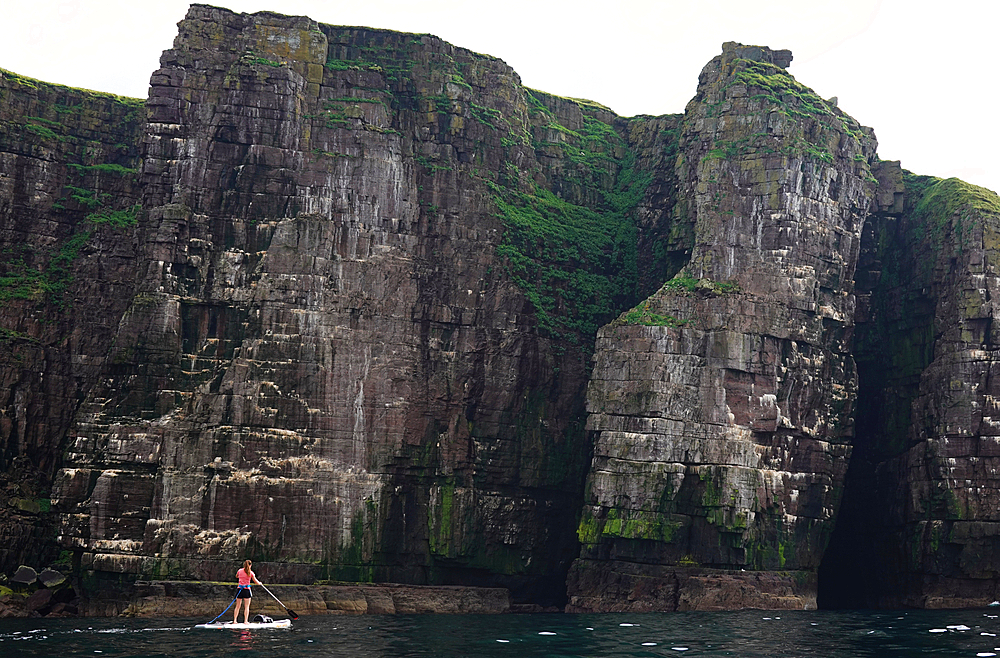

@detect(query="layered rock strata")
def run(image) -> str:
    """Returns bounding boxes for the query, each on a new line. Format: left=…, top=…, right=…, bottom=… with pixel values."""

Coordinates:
left=821, top=169, right=1000, bottom=608
left=46, top=5, right=655, bottom=605
left=3, top=7, right=1000, bottom=613
left=567, top=43, right=878, bottom=611
left=116, top=580, right=509, bottom=617
left=0, top=68, right=144, bottom=573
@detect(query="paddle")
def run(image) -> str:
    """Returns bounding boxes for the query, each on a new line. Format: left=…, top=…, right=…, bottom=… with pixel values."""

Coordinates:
left=258, top=583, right=299, bottom=619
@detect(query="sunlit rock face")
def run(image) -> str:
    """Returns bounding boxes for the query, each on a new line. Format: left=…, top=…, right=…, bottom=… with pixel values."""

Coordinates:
left=567, top=43, right=879, bottom=612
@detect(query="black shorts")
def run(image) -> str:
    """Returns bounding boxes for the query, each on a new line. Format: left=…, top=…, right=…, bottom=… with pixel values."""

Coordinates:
left=236, top=588, right=252, bottom=599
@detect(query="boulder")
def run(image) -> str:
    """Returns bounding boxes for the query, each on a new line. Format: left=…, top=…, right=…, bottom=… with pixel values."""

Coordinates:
left=10, top=565, right=38, bottom=586
left=25, top=588, right=53, bottom=613
left=38, top=569, right=67, bottom=588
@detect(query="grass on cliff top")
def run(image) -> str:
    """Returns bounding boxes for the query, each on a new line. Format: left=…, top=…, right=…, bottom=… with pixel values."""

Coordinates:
left=0, top=67, right=144, bottom=106
left=525, top=87, right=615, bottom=114
left=912, top=176, right=1000, bottom=220
left=730, top=59, right=833, bottom=119
left=610, top=300, right=688, bottom=328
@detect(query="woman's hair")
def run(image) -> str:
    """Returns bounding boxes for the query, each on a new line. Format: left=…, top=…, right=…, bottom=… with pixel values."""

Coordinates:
left=242, top=559, right=252, bottom=574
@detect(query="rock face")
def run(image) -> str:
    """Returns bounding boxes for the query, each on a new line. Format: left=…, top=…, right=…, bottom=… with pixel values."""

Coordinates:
left=116, top=580, right=508, bottom=617
left=43, top=6, right=654, bottom=607
left=820, top=168, right=1000, bottom=609
left=566, top=43, right=877, bottom=612
left=3, top=8, right=1000, bottom=613
left=0, top=67, right=144, bottom=573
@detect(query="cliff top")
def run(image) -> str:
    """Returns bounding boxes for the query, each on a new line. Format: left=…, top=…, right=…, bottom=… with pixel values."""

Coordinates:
left=0, top=67, right=144, bottom=104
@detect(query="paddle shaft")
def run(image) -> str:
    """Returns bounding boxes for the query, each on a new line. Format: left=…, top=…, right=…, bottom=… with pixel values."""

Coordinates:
left=258, top=582, right=298, bottom=619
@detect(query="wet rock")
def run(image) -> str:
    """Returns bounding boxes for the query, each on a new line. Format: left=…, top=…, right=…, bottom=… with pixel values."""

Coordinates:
left=0, top=600, right=28, bottom=618
left=567, top=560, right=815, bottom=612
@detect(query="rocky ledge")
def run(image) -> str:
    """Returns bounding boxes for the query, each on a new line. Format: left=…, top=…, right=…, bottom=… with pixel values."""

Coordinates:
left=120, top=581, right=510, bottom=617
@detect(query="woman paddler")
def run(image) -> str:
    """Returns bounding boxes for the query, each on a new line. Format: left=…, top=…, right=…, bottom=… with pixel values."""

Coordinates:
left=233, top=559, right=262, bottom=624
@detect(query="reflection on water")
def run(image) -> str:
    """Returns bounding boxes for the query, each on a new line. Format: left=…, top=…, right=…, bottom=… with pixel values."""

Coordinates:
left=232, top=629, right=253, bottom=651
left=4, top=609, right=1000, bottom=657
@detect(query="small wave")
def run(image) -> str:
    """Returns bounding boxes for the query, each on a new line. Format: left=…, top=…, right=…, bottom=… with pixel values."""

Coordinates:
left=143, top=627, right=190, bottom=632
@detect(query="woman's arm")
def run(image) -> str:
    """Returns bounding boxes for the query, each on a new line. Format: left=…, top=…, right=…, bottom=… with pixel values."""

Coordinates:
left=252, top=572, right=262, bottom=585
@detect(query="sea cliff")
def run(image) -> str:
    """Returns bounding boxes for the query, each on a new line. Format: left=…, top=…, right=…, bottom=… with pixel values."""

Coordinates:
left=2, top=5, right=1000, bottom=615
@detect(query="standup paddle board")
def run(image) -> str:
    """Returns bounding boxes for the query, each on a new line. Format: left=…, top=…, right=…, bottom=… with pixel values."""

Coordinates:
left=195, top=619, right=292, bottom=629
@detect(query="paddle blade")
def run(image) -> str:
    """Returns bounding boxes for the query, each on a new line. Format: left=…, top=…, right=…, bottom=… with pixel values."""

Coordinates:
left=286, top=608, right=299, bottom=620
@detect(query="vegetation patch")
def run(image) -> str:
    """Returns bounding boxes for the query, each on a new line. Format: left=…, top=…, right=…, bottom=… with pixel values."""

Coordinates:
left=328, top=498, right=377, bottom=582
left=732, top=59, right=833, bottom=119
left=64, top=185, right=105, bottom=209
left=662, top=272, right=739, bottom=295
left=414, top=154, right=453, bottom=172
left=493, top=181, right=639, bottom=341
left=85, top=204, right=140, bottom=228
left=491, top=101, right=653, bottom=344
left=0, top=203, right=141, bottom=306
left=0, top=327, right=37, bottom=342
left=311, top=147, right=352, bottom=159
left=428, top=479, right=457, bottom=557
left=67, top=162, right=137, bottom=176
left=0, top=256, right=51, bottom=303
left=612, top=301, right=688, bottom=328
left=577, top=506, right=680, bottom=544
left=324, top=57, right=381, bottom=72
left=913, top=177, right=1000, bottom=220
left=25, top=123, right=62, bottom=141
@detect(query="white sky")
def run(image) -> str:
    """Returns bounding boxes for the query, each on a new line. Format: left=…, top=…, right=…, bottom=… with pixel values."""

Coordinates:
left=1, top=0, right=996, bottom=194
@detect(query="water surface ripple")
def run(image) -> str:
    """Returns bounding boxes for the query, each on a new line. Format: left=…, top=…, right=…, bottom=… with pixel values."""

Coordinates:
left=3, top=609, right=1000, bottom=657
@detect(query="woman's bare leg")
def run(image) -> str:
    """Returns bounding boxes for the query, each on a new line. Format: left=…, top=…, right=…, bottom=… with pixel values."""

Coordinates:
left=235, top=598, right=249, bottom=624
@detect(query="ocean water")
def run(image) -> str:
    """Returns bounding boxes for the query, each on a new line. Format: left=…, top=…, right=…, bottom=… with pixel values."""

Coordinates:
left=3, top=609, right=1000, bottom=657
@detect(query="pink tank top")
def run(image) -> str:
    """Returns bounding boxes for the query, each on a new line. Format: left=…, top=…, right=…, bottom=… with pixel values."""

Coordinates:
left=237, top=568, right=254, bottom=586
